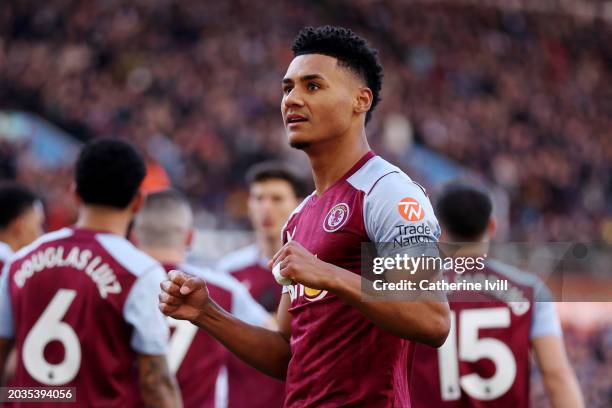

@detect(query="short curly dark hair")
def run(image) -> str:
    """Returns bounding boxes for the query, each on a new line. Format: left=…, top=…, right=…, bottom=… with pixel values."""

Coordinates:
left=75, top=139, right=146, bottom=209
left=292, top=26, right=383, bottom=124
left=0, top=182, right=39, bottom=230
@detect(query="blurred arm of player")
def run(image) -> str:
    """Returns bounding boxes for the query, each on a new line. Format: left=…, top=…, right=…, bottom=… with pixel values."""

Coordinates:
left=270, top=240, right=449, bottom=347
left=532, top=336, right=583, bottom=408
left=0, top=337, right=12, bottom=384
left=137, top=354, right=183, bottom=408
left=0, top=265, right=14, bottom=385
left=530, top=299, right=584, bottom=408
left=127, top=266, right=183, bottom=408
left=159, top=270, right=292, bottom=380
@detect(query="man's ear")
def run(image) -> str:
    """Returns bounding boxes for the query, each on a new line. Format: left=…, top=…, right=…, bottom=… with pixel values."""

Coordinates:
left=487, top=217, right=497, bottom=239
left=71, top=183, right=82, bottom=205
left=354, top=87, right=373, bottom=115
left=186, top=228, right=195, bottom=249
left=130, top=191, right=144, bottom=213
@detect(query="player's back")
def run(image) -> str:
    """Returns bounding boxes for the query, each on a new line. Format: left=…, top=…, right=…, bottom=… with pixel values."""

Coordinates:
left=164, top=262, right=271, bottom=408
left=5, top=227, right=167, bottom=407
left=410, top=260, right=546, bottom=407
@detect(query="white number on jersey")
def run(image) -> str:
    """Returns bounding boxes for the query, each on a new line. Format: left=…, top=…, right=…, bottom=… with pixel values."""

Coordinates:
left=167, top=318, right=198, bottom=374
left=22, top=289, right=82, bottom=385
left=438, top=307, right=517, bottom=401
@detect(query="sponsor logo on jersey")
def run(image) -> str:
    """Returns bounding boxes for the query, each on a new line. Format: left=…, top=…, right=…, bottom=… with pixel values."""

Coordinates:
left=393, top=224, right=435, bottom=247
left=323, top=203, right=349, bottom=232
left=398, top=197, right=425, bottom=222
left=288, top=283, right=328, bottom=302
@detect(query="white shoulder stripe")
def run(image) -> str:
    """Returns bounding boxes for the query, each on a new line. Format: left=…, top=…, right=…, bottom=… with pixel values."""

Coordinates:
left=96, top=234, right=160, bottom=278
left=11, top=228, right=73, bottom=260
left=347, top=156, right=403, bottom=194
left=487, top=259, right=542, bottom=288
left=0, top=242, right=13, bottom=263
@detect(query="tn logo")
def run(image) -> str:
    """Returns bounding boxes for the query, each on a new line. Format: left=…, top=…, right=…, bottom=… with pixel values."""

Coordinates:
left=398, top=198, right=425, bottom=222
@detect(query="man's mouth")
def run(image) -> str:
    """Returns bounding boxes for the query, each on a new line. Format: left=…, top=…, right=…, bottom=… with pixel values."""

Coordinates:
left=286, top=114, right=308, bottom=124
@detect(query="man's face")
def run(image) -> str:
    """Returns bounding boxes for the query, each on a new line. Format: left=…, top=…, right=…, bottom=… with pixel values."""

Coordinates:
left=248, top=180, right=299, bottom=240
left=16, top=202, right=44, bottom=249
left=281, top=54, right=359, bottom=149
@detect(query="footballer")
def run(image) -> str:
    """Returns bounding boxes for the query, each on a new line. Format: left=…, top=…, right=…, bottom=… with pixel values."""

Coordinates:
left=160, top=26, right=449, bottom=407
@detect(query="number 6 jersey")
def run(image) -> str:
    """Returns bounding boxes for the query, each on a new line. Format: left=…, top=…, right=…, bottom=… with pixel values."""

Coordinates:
left=0, top=227, right=169, bottom=407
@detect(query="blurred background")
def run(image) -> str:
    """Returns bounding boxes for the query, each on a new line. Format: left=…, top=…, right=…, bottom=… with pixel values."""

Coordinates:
left=0, top=0, right=610, bottom=406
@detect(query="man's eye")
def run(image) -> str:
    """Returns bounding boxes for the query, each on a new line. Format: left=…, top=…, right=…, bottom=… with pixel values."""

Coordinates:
left=308, top=83, right=320, bottom=91
left=283, top=86, right=293, bottom=94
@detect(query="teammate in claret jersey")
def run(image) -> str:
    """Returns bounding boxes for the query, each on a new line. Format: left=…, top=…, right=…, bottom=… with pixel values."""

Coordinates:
left=0, top=140, right=182, bottom=408
left=0, top=182, right=44, bottom=384
left=133, top=189, right=271, bottom=408
left=0, top=182, right=44, bottom=275
left=217, top=162, right=305, bottom=408
left=159, top=26, right=450, bottom=408
left=410, top=182, right=584, bottom=408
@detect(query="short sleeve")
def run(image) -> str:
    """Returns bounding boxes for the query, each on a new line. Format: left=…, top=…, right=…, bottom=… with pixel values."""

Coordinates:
left=231, top=285, right=271, bottom=327
left=0, top=263, right=14, bottom=338
left=123, top=265, right=170, bottom=354
left=530, top=283, right=562, bottom=339
left=364, top=173, right=440, bottom=258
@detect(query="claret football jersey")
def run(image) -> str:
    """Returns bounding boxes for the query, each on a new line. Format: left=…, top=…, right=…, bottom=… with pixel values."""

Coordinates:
left=0, top=227, right=169, bottom=407
left=163, top=262, right=270, bottom=408
left=410, top=260, right=561, bottom=407
left=280, top=151, right=440, bottom=408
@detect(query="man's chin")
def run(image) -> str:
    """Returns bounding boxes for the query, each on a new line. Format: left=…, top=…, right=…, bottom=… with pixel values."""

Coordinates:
left=289, top=140, right=312, bottom=150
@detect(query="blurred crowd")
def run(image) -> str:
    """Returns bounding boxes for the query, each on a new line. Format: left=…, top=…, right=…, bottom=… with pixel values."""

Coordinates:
left=0, top=0, right=610, bottom=240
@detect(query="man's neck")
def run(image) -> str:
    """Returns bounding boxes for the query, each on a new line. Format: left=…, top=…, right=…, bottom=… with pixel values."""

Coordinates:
left=256, top=233, right=281, bottom=260
left=0, top=233, right=18, bottom=252
left=75, top=206, right=132, bottom=237
left=306, top=129, right=370, bottom=195
left=139, top=246, right=185, bottom=266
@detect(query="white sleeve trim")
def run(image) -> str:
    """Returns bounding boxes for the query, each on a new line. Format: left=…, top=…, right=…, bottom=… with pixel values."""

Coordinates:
left=123, top=265, right=170, bottom=354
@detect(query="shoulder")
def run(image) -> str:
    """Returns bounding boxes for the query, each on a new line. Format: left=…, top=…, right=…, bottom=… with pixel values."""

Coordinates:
left=0, top=242, right=13, bottom=264
left=96, top=233, right=161, bottom=278
left=10, top=228, right=74, bottom=262
left=347, top=156, right=409, bottom=194
left=216, top=244, right=259, bottom=273
left=487, top=259, right=546, bottom=290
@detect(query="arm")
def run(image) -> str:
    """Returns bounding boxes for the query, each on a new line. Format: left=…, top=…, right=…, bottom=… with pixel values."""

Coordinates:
left=0, top=337, right=12, bottom=385
left=137, top=354, right=183, bottom=408
left=159, top=272, right=292, bottom=380
left=271, top=241, right=449, bottom=347
left=532, top=335, right=584, bottom=408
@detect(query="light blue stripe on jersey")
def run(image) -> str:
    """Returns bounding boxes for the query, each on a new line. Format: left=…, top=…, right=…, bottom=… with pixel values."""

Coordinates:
left=123, top=265, right=170, bottom=355
left=488, top=260, right=562, bottom=339
left=0, top=262, right=14, bottom=338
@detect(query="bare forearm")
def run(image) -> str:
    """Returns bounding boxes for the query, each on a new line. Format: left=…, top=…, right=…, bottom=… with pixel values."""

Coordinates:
left=543, top=370, right=584, bottom=408
left=327, top=265, right=449, bottom=347
left=192, top=300, right=291, bottom=379
left=0, top=338, right=12, bottom=385
left=138, top=355, right=182, bottom=408
left=533, top=336, right=584, bottom=408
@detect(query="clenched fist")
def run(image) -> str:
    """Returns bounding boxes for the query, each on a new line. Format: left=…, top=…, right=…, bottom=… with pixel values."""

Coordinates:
left=269, top=240, right=336, bottom=291
left=159, top=270, right=210, bottom=322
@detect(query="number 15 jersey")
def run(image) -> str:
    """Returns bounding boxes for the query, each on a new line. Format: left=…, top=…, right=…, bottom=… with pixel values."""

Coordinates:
left=0, top=227, right=169, bottom=407
left=410, top=260, right=561, bottom=407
